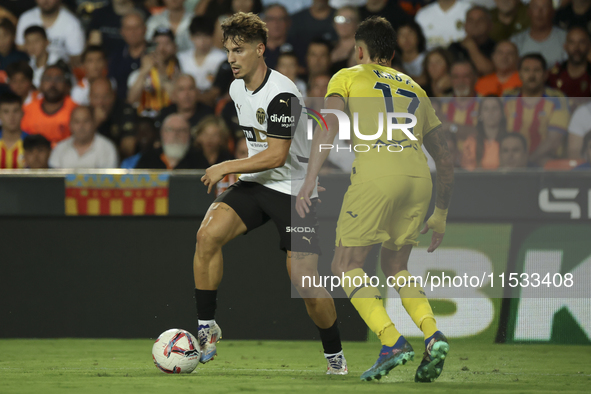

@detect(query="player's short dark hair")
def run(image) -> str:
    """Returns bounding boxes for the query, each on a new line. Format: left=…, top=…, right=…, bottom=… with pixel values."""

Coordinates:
left=6, top=60, right=34, bottom=81
left=81, top=45, right=106, bottom=63
left=355, top=16, right=397, bottom=64
left=221, top=12, right=268, bottom=47
left=519, top=53, right=547, bottom=71
left=397, top=20, right=426, bottom=54
left=23, top=134, right=51, bottom=151
left=500, top=132, right=528, bottom=152
left=0, top=18, right=16, bottom=36
left=0, top=91, right=22, bottom=107
left=24, top=25, right=47, bottom=39
left=582, top=130, right=591, bottom=156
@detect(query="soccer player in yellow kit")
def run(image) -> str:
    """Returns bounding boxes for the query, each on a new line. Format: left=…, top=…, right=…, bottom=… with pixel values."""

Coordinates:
left=296, top=17, right=455, bottom=382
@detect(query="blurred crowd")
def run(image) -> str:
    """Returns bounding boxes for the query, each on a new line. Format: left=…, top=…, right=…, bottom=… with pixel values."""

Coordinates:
left=0, top=0, right=590, bottom=173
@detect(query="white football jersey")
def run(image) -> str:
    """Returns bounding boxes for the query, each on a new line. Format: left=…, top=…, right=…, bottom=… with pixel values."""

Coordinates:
left=229, top=68, right=316, bottom=197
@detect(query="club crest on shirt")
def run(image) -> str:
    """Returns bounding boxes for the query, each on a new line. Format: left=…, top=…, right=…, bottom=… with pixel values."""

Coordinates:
left=256, top=108, right=266, bottom=125
left=456, top=20, right=464, bottom=30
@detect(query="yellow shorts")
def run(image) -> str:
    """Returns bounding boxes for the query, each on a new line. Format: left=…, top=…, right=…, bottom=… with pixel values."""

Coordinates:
left=335, top=176, right=432, bottom=251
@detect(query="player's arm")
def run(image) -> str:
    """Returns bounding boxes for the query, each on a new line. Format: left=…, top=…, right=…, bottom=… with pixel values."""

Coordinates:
left=295, top=95, right=345, bottom=218
left=201, top=92, right=298, bottom=193
left=420, top=126, right=455, bottom=252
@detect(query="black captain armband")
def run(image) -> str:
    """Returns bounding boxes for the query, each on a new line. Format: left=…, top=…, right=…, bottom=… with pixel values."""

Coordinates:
left=266, top=92, right=302, bottom=139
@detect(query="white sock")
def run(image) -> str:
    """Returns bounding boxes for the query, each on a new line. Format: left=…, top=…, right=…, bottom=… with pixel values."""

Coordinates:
left=324, top=350, right=343, bottom=358
left=198, top=319, right=216, bottom=327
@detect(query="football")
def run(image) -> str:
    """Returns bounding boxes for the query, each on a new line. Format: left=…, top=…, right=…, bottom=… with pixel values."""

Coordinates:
left=152, top=329, right=201, bottom=374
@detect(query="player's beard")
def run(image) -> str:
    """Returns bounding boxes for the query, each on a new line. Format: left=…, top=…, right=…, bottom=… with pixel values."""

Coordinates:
left=163, top=143, right=190, bottom=160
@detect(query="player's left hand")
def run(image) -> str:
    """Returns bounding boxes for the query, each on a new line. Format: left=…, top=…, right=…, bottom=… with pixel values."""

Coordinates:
left=201, top=163, right=226, bottom=194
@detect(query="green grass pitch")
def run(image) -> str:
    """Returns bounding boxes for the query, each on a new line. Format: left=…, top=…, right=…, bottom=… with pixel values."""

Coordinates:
left=1, top=338, right=590, bottom=393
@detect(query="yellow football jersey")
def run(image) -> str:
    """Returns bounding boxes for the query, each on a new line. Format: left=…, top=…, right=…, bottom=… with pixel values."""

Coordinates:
left=325, top=64, right=441, bottom=183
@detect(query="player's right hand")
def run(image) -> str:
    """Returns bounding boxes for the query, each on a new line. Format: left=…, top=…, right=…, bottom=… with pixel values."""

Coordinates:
left=420, top=207, right=448, bottom=253
left=295, top=179, right=315, bottom=218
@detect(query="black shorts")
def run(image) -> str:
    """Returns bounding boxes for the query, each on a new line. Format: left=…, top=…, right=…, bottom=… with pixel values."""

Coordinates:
left=214, top=180, right=321, bottom=254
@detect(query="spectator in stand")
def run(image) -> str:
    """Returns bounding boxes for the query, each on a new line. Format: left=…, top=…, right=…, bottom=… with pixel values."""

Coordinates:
left=415, top=0, right=472, bottom=50
left=146, top=0, right=193, bottom=52
left=305, top=73, right=330, bottom=110
left=555, top=0, right=591, bottom=37
left=574, top=130, right=591, bottom=169
left=510, top=0, right=567, bottom=69
left=120, top=116, right=160, bottom=168
left=358, top=0, right=410, bottom=37
left=127, top=27, right=179, bottom=116
left=71, top=46, right=109, bottom=106
left=0, top=92, right=27, bottom=169
left=6, top=61, right=38, bottom=105
left=305, top=38, right=331, bottom=85
left=108, top=11, right=147, bottom=103
left=330, top=6, right=358, bottom=66
left=548, top=26, right=591, bottom=98
left=288, top=0, right=337, bottom=67
left=567, top=101, right=591, bottom=159
left=49, top=105, right=119, bottom=168
left=475, top=41, right=521, bottom=96
left=422, top=47, right=453, bottom=97
left=262, top=4, right=293, bottom=70
left=194, top=115, right=234, bottom=166
left=136, top=113, right=209, bottom=169
left=88, top=0, right=147, bottom=57
left=89, top=77, right=138, bottom=159
left=397, top=21, right=427, bottom=82
left=0, top=0, right=37, bottom=19
left=498, top=132, right=530, bottom=169
left=23, top=25, right=58, bottom=88
left=441, top=60, right=480, bottom=143
left=447, top=6, right=495, bottom=76
left=15, top=0, right=85, bottom=65
left=490, top=0, right=529, bottom=42
left=276, top=52, right=307, bottom=97
left=157, top=74, right=214, bottom=131
left=21, top=64, right=77, bottom=145
left=0, top=19, right=29, bottom=78
left=503, top=53, right=570, bottom=166
left=23, top=134, right=51, bottom=168
left=461, top=96, right=507, bottom=170
left=178, top=16, right=226, bottom=102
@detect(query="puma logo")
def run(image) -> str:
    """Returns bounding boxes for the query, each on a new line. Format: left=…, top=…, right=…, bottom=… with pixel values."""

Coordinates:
left=346, top=211, right=358, bottom=218
left=302, top=236, right=312, bottom=244
left=279, top=98, right=290, bottom=107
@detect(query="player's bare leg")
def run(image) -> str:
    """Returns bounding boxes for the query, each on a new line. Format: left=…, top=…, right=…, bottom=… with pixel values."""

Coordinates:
left=193, top=202, right=247, bottom=363
left=380, top=246, right=449, bottom=383
left=287, top=252, right=347, bottom=375
left=331, top=243, right=414, bottom=381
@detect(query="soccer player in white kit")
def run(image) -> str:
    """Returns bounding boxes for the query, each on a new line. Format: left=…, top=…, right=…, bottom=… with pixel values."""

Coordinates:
left=194, top=12, right=347, bottom=374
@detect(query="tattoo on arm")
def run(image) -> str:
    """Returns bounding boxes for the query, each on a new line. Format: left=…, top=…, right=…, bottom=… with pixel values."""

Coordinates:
left=288, top=251, right=318, bottom=260
left=423, top=126, right=455, bottom=210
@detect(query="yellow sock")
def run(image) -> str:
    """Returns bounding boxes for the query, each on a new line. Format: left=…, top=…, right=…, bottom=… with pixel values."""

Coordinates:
left=421, top=317, right=438, bottom=339
left=393, top=270, right=438, bottom=340
left=342, top=268, right=401, bottom=346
